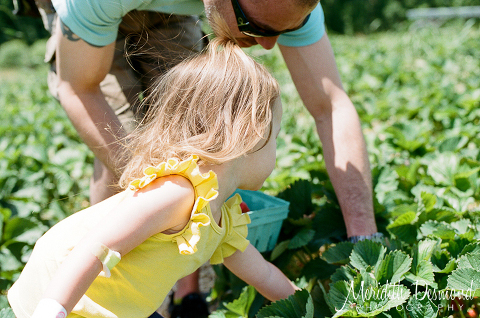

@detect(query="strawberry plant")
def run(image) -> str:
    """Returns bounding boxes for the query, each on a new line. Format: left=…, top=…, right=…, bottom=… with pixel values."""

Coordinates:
left=211, top=21, right=480, bottom=317
left=0, top=65, right=92, bottom=307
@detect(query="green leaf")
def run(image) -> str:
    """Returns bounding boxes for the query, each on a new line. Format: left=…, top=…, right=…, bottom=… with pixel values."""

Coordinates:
left=386, top=123, right=426, bottom=152
left=47, top=166, right=74, bottom=196
left=426, top=152, right=459, bottom=186
left=288, top=229, right=315, bottom=249
left=312, top=208, right=347, bottom=240
left=223, top=285, right=256, bottom=317
left=257, top=289, right=313, bottom=318
left=447, top=268, right=480, bottom=296
left=325, top=280, right=355, bottom=317
left=448, top=238, right=472, bottom=258
left=310, top=284, right=332, bottom=318
left=270, top=240, right=290, bottom=261
left=412, top=240, right=439, bottom=268
left=405, top=260, right=437, bottom=288
left=459, top=242, right=480, bottom=256
left=359, top=284, right=410, bottom=316
left=457, top=253, right=480, bottom=270
left=21, top=144, right=47, bottom=162
left=0, top=248, right=23, bottom=272
left=377, top=306, right=408, bottom=318
left=208, top=311, right=227, bottom=318
left=374, top=167, right=399, bottom=205
left=2, top=217, right=47, bottom=244
left=386, top=212, right=418, bottom=244
left=426, top=208, right=457, bottom=223
left=0, top=295, right=10, bottom=310
left=350, top=240, right=386, bottom=272
left=420, top=192, right=437, bottom=213
left=0, top=210, right=4, bottom=240
left=0, top=208, right=12, bottom=223
left=323, top=242, right=354, bottom=265
left=419, top=221, right=455, bottom=241
left=407, top=292, right=438, bottom=318
left=451, top=219, right=472, bottom=234
left=11, top=184, right=48, bottom=204
left=438, top=136, right=468, bottom=153
left=376, top=250, right=412, bottom=284
left=300, top=258, right=338, bottom=280
left=431, top=251, right=455, bottom=274
left=330, top=266, right=358, bottom=284
left=443, top=188, right=474, bottom=212
left=454, top=165, right=480, bottom=180
left=50, top=148, right=86, bottom=166
left=277, top=180, right=314, bottom=220
left=0, top=308, right=15, bottom=318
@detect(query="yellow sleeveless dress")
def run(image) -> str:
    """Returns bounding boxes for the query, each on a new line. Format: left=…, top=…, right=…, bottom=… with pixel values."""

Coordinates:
left=8, top=156, right=251, bottom=318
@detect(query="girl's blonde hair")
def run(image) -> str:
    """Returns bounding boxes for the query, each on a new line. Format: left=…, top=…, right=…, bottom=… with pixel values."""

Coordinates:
left=118, top=13, right=280, bottom=188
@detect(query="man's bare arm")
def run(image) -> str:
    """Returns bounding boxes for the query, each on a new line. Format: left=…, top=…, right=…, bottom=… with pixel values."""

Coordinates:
left=55, top=20, right=126, bottom=177
left=279, top=35, right=377, bottom=237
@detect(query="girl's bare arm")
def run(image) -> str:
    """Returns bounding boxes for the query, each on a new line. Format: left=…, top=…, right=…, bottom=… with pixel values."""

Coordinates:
left=41, top=175, right=195, bottom=313
left=223, top=244, right=299, bottom=301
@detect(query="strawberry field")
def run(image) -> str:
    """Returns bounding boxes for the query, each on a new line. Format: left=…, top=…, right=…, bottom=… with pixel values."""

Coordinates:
left=1, top=20, right=480, bottom=317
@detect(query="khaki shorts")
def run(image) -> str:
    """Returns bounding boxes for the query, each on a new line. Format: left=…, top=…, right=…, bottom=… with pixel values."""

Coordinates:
left=45, top=11, right=206, bottom=133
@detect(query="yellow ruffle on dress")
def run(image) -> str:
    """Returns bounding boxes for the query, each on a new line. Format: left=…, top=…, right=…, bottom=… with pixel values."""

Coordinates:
left=129, top=155, right=220, bottom=255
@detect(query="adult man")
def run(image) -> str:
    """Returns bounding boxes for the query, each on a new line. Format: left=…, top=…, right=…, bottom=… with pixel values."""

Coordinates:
left=39, top=0, right=380, bottom=316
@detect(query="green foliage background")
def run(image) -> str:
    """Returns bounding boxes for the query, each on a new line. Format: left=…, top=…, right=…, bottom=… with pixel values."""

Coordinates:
left=322, top=0, right=480, bottom=34
left=0, top=0, right=49, bottom=45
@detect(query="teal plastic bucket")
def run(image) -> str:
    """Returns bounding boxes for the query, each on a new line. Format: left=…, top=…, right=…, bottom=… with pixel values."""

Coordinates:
left=234, top=189, right=290, bottom=252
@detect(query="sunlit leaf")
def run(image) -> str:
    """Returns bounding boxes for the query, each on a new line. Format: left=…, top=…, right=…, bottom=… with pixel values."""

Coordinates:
left=457, top=253, right=480, bottom=270
left=376, top=250, right=412, bottom=284
left=223, top=285, right=256, bottom=317
left=426, top=152, right=459, bottom=186
left=447, top=268, right=480, bottom=297
left=405, top=260, right=437, bottom=288
left=0, top=308, right=15, bottom=318
left=350, top=240, right=386, bottom=272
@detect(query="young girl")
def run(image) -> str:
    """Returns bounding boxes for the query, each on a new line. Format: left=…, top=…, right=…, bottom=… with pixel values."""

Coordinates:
left=7, top=15, right=297, bottom=318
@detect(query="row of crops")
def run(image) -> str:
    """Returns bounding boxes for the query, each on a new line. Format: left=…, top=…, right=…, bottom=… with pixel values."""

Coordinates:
left=1, top=20, right=480, bottom=317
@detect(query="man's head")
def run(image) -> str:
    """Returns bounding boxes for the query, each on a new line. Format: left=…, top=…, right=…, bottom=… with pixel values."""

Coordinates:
left=204, top=0, right=319, bottom=49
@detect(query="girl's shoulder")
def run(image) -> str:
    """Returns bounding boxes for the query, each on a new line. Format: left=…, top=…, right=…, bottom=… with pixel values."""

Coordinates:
left=128, top=156, right=218, bottom=197
left=125, top=156, right=219, bottom=235
left=131, top=174, right=196, bottom=233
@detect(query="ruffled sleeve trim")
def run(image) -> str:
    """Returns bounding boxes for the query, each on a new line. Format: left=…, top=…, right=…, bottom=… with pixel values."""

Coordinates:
left=210, top=194, right=251, bottom=264
left=128, top=155, right=218, bottom=255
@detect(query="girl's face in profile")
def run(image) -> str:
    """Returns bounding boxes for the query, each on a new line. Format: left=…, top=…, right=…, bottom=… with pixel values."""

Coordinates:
left=239, top=98, right=283, bottom=191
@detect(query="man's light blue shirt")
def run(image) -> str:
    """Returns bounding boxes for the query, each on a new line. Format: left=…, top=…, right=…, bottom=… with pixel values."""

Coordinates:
left=52, top=0, right=325, bottom=47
